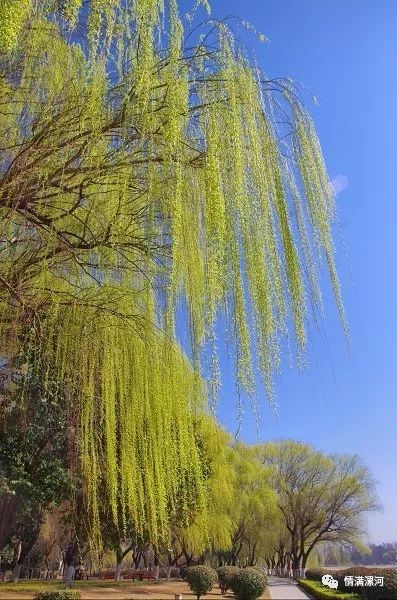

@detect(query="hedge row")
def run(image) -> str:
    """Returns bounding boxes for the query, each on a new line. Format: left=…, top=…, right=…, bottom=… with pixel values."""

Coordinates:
left=299, top=579, right=360, bottom=600
left=305, top=567, right=397, bottom=600
left=100, top=567, right=180, bottom=579
left=298, top=579, right=360, bottom=600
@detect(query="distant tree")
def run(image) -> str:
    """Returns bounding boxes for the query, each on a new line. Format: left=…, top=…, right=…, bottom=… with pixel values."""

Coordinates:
left=260, top=520, right=292, bottom=576
left=321, top=542, right=353, bottom=567
left=259, top=441, right=378, bottom=575
left=215, top=445, right=277, bottom=567
left=349, top=542, right=397, bottom=566
left=27, top=509, right=65, bottom=578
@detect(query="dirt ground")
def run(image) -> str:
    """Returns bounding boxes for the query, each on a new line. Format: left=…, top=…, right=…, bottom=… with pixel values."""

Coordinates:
left=0, top=580, right=271, bottom=600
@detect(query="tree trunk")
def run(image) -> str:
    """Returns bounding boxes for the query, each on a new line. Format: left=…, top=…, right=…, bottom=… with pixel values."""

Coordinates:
left=115, top=547, right=123, bottom=581
left=184, top=551, right=193, bottom=567
left=166, top=551, right=173, bottom=581
left=115, top=563, right=122, bottom=581
left=280, top=556, right=286, bottom=577
left=115, top=543, right=135, bottom=580
left=302, top=546, right=315, bottom=571
left=11, top=540, right=22, bottom=571
left=290, top=529, right=300, bottom=579
left=153, top=549, right=160, bottom=580
left=134, top=550, right=142, bottom=570
left=292, top=554, right=302, bottom=579
left=248, top=542, right=257, bottom=566
left=63, top=565, right=75, bottom=584
left=231, top=541, right=243, bottom=566
left=12, top=563, right=22, bottom=583
left=63, top=540, right=79, bottom=584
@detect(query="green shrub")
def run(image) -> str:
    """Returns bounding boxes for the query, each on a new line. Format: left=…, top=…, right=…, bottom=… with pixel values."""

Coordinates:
left=34, top=592, right=81, bottom=600
left=304, top=567, right=397, bottom=600
left=299, top=579, right=359, bottom=600
left=229, top=567, right=267, bottom=600
left=359, top=571, right=397, bottom=599
left=185, top=565, right=217, bottom=600
left=319, top=567, right=396, bottom=599
left=216, top=566, right=240, bottom=595
left=357, top=574, right=397, bottom=600
left=338, top=568, right=397, bottom=600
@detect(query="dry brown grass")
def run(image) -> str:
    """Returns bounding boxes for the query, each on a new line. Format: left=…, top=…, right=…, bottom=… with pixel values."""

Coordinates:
left=0, top=579, right=271, bottom=600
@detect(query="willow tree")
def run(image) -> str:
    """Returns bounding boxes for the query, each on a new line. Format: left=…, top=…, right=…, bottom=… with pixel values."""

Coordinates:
left=213, top=444, right=277, bottom=567
left=0, top=0, right=346, bottom=548
left=170, top=416, right=236, bottom=567
left=258, top=442, right=377, bottom=575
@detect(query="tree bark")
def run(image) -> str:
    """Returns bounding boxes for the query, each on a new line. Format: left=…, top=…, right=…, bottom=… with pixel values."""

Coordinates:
left=63, top=565, right=75, bottom=584
left=114, top=543, right=134, bottom=580
left=115, top=547, right=123, bottom=581
left=183, top=551, right=193, bottom=567
left=248, top=542, right=257, bottom=566
left=12, top=563, right=22, bottom=583
left=292, top=554, right=302, bottom=579
left=231, top=541, right=243, bottom=566
left=11, top=540, right=22, bottom=571
left=166, top=551, right=173, bottom=581
left=62, top=540, right=79, bottom=584
left=153, top=548, right=160, bottom=580
left=115, top=563, right=122, bottom=581
left=134, top=550, right=142, bottom=569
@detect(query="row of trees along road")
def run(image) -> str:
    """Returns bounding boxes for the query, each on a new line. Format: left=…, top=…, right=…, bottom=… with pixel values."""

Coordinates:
left=320, top=542, right=397, bottom=566
left=0, top=0, right=363, bottom=580
left=0, top=411, right=377, bottom=582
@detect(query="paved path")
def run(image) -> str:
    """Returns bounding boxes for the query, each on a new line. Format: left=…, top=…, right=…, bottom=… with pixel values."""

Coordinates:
left=268, top=576, right=313, bottom=599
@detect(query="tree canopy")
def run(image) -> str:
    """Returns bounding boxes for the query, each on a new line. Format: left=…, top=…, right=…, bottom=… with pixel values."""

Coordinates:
left=1, top=0, right=347, bottom=550
left=0, top=358, right=72, bottom=551
left=258, top=441, right=378, bottom=573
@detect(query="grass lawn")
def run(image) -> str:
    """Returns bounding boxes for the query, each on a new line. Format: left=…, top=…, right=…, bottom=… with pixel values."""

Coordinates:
left=0, top=579, right=271, bottom=600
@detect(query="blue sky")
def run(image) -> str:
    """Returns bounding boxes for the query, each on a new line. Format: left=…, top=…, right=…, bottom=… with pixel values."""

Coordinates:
left=186, top=0, right=397, bottom=544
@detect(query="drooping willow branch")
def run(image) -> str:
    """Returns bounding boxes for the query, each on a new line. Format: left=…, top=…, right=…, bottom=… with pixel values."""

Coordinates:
left=0, top=0, right=347, bottom=548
